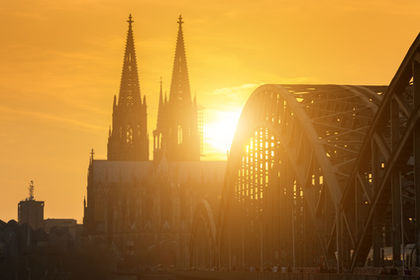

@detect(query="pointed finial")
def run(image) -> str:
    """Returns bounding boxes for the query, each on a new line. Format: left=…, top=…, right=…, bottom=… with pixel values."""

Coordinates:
left=143, top=95, right=147, bottom=105
left=127, top=14, right=134, bottom=28
left=90, top=148, right=95, bottom=160
left=177, top=14, right=184, bottom=27
left=159, top=77, right=163, bottom=104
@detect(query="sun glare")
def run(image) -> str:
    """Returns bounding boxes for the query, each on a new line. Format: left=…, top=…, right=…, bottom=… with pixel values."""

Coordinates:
left=204, top=110, right=242, bottom=160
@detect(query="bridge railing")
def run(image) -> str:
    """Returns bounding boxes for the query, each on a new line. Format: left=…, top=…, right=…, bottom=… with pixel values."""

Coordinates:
left=255, top=272, right=418, bottom=280
left=172, top=271, right=418, bottom=280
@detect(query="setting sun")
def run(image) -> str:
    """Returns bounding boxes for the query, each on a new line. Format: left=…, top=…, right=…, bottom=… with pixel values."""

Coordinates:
left=204, top=110, right=242, bottom=160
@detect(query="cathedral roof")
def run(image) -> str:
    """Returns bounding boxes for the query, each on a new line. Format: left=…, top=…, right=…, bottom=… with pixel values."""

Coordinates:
left=90, top=160, right=153, bottom=184
left=90, top=160, right=226, bottom=185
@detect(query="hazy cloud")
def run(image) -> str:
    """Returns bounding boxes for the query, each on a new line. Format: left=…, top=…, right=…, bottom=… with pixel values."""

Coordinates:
left=0, top=105, right=105, bottom=132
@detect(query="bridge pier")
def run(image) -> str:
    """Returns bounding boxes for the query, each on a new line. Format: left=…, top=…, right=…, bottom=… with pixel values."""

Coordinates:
left=413, top=57, right=420, bottom=269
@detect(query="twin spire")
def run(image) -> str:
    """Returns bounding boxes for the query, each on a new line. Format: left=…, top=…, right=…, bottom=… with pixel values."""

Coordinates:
left=154, top=14, right=200, bottom=161
left=108, top=14, right=199, bottom=162
left=169, top=14, right=191, bottom=103
left=118, top=13, right=142, bottom=107
left=118, top=13, right=188, bottom=107
left=107, top=14, right=148, bottom=161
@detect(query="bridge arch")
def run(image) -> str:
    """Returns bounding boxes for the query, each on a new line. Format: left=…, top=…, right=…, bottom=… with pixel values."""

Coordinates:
left=190, top=33, right=420, bottom=274
left=216, top=84, right=385, bottom=270
left=190, top=200, right=217, bottom=270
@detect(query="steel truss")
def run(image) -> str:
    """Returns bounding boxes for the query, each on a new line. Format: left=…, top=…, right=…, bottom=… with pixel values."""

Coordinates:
left=190, top=34, right=420, bottom=273
left=213, top=84, right=385, bottom=271
left=341, top=34, right=420, bottom=271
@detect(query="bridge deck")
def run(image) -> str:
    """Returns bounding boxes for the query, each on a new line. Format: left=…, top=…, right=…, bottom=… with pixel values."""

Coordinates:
left=169, top=271, right=417, bottom=280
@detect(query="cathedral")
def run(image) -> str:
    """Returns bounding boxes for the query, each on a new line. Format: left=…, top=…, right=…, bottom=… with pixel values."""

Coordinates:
left=83, top=15, right=225, bottom=269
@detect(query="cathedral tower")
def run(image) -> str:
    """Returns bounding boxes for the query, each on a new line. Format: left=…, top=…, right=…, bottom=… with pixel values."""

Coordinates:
left=153, top=15, right=200, bottom=162
left=108, top=15, right=149, bottom=161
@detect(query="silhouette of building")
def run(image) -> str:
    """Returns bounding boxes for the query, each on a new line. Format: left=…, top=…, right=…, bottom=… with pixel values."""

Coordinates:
left=44, top=218, right=78, bottom=240
left=83, top=15, right=225, bottom=269
left=0, top=219, right=112, bottom=278
left=107, top=14, right=149, bottom=161
left=17, top=181, right=44, bottom=230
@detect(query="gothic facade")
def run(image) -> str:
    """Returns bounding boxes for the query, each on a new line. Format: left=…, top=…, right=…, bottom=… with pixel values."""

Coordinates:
left=83, top=15, right=225, bottom=270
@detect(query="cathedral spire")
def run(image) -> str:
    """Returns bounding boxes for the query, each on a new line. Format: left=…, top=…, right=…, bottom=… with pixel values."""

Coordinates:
left=107, top=15, right=149, bottom=161
left=169, top=14, right=191, bottom=103
left=159, top=77, right=163, bottom=105
left=128, top=14, right=133, bottom=29
left=152, top=15, right=200, bottom=162
left=158, top=78, right=164, bottom=122
left=118, top=14, right=141, bottom=106
left=157, top=78, right=164, bottom=129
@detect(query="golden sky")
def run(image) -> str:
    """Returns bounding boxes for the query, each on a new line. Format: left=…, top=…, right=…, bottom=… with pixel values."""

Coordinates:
left=1, top=0, right=420, bottom=223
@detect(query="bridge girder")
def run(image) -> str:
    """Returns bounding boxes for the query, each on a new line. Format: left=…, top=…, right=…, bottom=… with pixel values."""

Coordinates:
left=213, top=84, right=384, bottom=270
left=190, top=34, right=420, bottom=273
left=341, top=34, right=420, bottom=270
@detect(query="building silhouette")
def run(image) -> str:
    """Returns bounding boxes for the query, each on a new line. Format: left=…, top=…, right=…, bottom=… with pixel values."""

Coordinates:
left=44, top=218, right=79, bottom=240
left=83, top=15, right=225, bottom=269
left=18, top=181, right=44, bottom=230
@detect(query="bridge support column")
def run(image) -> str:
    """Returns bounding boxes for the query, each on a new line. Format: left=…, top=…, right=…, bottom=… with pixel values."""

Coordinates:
left=391, top=98, right=402, bottom=266
left=336, top=210, right=342, bottom=273
left=413, top=59, right=420, bottom=268
left=391, top=171, right=402, bottom=266
left=371, top=140, right=383, bottom=267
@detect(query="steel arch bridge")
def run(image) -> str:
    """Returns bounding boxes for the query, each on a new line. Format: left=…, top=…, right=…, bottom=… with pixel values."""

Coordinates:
left=190, top=34, right=420, bottom=273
